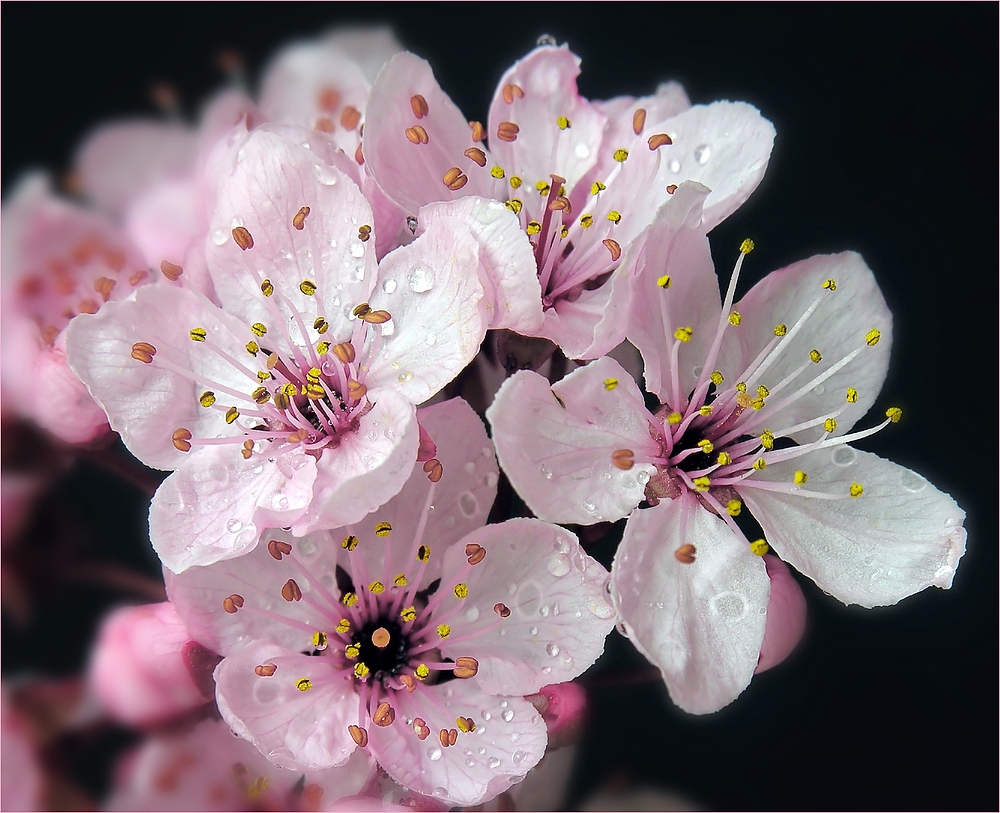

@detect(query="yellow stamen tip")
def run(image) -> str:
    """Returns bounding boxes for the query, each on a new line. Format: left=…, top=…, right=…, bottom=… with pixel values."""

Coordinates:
left=846, top=387, right=859, bottom=403
left=603, top=378, right=619, bottom=391
left=850, top=482, right=864, bottom=497
left=437, top=624, right=451, bottom=639
left=692, top=476, right=711, bottom=493
left=657, top=274, right=672, bottom=288
left=865, top=328, right=881, bottom=346
left=793, top=470, right=809, bottom=485
left=667, top=411, right=683, bottom=425
left=728, top=311, right=742, bottom=326
left=739, top=238, right=754, bottom=254
left=674, top=326, right=693, bottom=343
left=885, top=407, right=902, bottom=423
left=750, top=539, right=769, bottom=556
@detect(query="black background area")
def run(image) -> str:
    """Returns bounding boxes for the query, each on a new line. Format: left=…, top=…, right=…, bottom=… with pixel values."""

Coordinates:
left=2, top=4, right=996, bottom=811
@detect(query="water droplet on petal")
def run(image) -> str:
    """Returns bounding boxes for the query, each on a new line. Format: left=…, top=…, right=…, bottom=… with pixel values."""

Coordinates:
left=545, top=643, right=560, bottom=657
left=668, top=159, right=681, bottom=173
left=540, top=464, right=553, bottom=480
left=382, top=278, right=398, bottom=294
left=488, top=756, right=501, bottom=768
left=694, top=144, right=712, bottom=165
left=459, top=491, right=478, bottom=517
left=574, top=143, right=590, bottom=160
left=427, top=747, right=442, bottom=761
left=587, top=595, right=616, bottom=620
left=314, top=164, right=339, bottom=185
left=536, top=34, right=557, bottom=46
left=831, top=446, right=857, bottom=467
left=210, top=228, right=229, bottom=246
left=350, top=243, right=365, bottom=258
left=481, top=711, right=492, bottom=721
left=812, top=383, right=826, bottom=395
left=709, top=591, right=748, bottom=621
left=465, top=605, right=480, bottom=623
left=397, top=371, right=413, bottom=383
left=502, top=709, right=515, bottom=722
left=900, top=471, right=927, bottom=493
left=547, top=554, right=571, bottom=577
left=226, top=518, right=242, bottom=533
left=407, top=266, right=435, bottom=293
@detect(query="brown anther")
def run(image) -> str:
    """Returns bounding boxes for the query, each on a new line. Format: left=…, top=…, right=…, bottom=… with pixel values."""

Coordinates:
left=241, top=440, right=254, bottom=460
left=78, top=299, right=99, bottom=314
left=318, top=87, right=341, bottom=112
left=666, top=184, right=678, bottom=195
left=400, top=674, right=418, bottom=693
left=171, top=428, right=193, bottom=452
left=674, top=544, right=697, bottom=564
left=632, top=107, right=647, bottom=135
left=464, top=147, right=488, bottom=167
left=404, top=125, right=429, bottom=145
left=333, top=342, right=356, bottom=364
left=104, top=249, right=126, bottom=271
left=466, top=543, right=487, bottom=565
left=315, top=117, right=335, bottom=133
left=160, top=260, right=183, bottom=280
left=410, top=93, right=429, bottom=118
left=496, top=121, right=520, bottom=142
left=281, top=578, right=303, bottom=602
left=359, top=224, right=372, bottom=236
left=413, top=717, right=430, bottom=739
left=267, top=539, right=292, bottom=560
left=442, top=166, right=468, bottom=191
left=612, top=449, right=635, bottom=470
left=453, top=656, right=479, bottom=679
left=548, top=196, right=572, bottom=214
left=254, top=663, right=277, bottom=677
left=602, top=238, right=622, bottom=262
left=502, top=83, right=524, bottom=104
left=129, top=270, right=149, bottom=286
left=422, top=458, right=443, bottom=483
left=404, top=126, right=421, bottom=144
left=469, top=120, right=486, bottom=142
left=448, top=728, right=458, bottom=746
left=93, top=276, right=116, bottom=301
left=352, top=302, right=372, bottom=318
left=222, top=594, right=245, bottom=614
left=493, top=602, right=511, bottom=618
left=371, top=627, right=391, bottom=649
left=439, top=729, right=451, bottom=748
left=292, top=206, right=311, bottom=230
left=348, top=380, right=368, bottom=400
left=348, top=725, right=368, bottom=748
left=130, top=341, right=157, bottom=363
left=373, top=702, right=395, bottom=727
left=456, top=716, right=477, bottom=733
left=232, top=226, right=254, bottom=251
left=355, top=143, right=364, bottom=165
left=647, top=133, right=673, bottom=150
left=362, top=309, right=392, bottom=324
left=340, top=105, right=361, bottom=130
left=266, top=352, right=279, bottom=370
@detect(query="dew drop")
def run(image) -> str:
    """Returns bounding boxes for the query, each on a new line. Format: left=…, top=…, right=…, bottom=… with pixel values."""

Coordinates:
left=831, top=446, right=857, bottom=467
left=478, top=747, right=487, bottom=755
left=694, top=144, right=712, bottom=165
left=314, top=164, right=339, bottom=185
left=226, top=518, right=243, bottom=533
left=459, top=491, right=478, bottom=517
left=481, top=711, right=492, bottom=721
left=210, top=228, right=229, bottom=246
left=812, top=383, right=826, bottom=396
left=545, top=643, right=560, bottom=657
left=465, top=758, right=476, bottom=767
left=406, top=216, right=418, bottom=234
left=407, top=266, right=435, bottom=293
left=539, top=605, right=550, bottom=618
left=668, top=159, right=681, bottom=173
left=465, top=605, right=480, bottom=623
left=536, top=34, right=557, bottom=46
left=574, top=143, right=591, bottom=160
left=427, top=747, right=442, bottom=761
left=587, top=596, right=616, bottom=620
left=350, top=243, right=365, bottom=258
left=488, top=756, right=501, bottom=769
left=710, top=591, right=748, bottom=620
left=900, top=471, right=927, bottom=493
left=397, top=371, right=413, bottom=383
left=547, top=554, right=572, bottom=577
left=582, top=500, right=597, bottom=515
left=636, top=469, right=650, bottom=485
left=426, top=332, right=437, bottom=346
left=381, top=320, right=395, bottom=337
left=542, top=666, right=552, bottom=675
left=507, top=583, right=517, bottom=597
left=382, top=278, right=398, bottom=294
left=540, top=464, right=553, bottom=480
left=502, top=709, right=515, bottom=722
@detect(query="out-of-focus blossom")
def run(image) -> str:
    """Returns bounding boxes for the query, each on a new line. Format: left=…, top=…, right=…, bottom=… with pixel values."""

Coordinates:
left=67, top=127, right=493, bottom=573
left=0, top=175, right=153, bottom=444
left=89, top=602, right=220, bottom=728
left=363, top=41, right=775, bottom=358
left=1, top=690, right=44, bottom=812
left=489, top=182, right=965, bottom=713
left=166, top=398, right=616, bottom=807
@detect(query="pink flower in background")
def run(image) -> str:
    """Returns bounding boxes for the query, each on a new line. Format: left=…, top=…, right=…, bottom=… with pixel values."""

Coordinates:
left=489, top=182, right=965, bottom=713
left=66, top=127, right=492, bottom=573
left=166, top=399, right=616, bottom=807
left=1, top=176, right=155, bottom=445
left=363, top=41, right=775, bottom=357
left=89, top=602, right=220, bottom=729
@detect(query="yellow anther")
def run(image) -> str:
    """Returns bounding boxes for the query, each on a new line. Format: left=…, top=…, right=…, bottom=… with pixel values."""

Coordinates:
left=225, top=407, right=240, bottom=425
left=736, top=392, right=752, bottom=408
left=345, top=644, right=360, bottom=659
left=342, top=592, right=358, bottom=607
left=850, top=482, right=864, bottom=497
left=252, top=387, right=271, bottom=405
left=822, top=278, right=837, bottom=291
left=809, top=349, right=823, bottom=363
left=774, top=324, right=787, bottom=337
left=667, top=411, right=683, bottom=425
left=415, top=664, right=430, bottom=680
left=535, top=180, right=551, bottom=195
left=556, top=115, right=571, bottom=129
left=674, top=327, right=693, bottom=343
left=312, top=631, right=328, bottom=649
left=697, top=439, right=714, bottom=454
left=846, top=387, right=859, bottom=403
left=613, top=148, right=629, bottom=162
left=728, top=312, right=742, bottom=326
left=591, top=180, right=606, bottom=195
left=526, top=221, right=541, bottom=235
left=296, top=678, right=313, bottom=691
left=299, top=279, right=317, bottom=296
left=752, top=458, right=767, bottom=471
left=437, top=624, right=451, bottom=639
left=342, top=534, right=359, bottom=551
left=313, top=317, right=329, bottom=334
left=603, top=378, right=619, bottom=391
left=393, top=573, right=407, bottom=588
left=251, top=322, right=267, bottom=337
left=657, top=274, right=672, bottom=288
left=247, top=777, right=269, bottom=799
left=375, top=521, right=392, bottom=537
left=417, top=545, right=431, bottom=563
left=760, top=429, right=775, bottom=450
left=757, top=385, right=770, bottom=398
left=245, top=340, right=259, bottom=356
left=698, top=405, right=713, bottom=416
left=454, top=583, right=469, bottom=599
left=504, top=198, right=523, bottom=215
left=793, top=471, right=809, bottom=485
left=306, top=367, right=322, bottom=382
left=490, top=165, right=506, bottom=179
left=256, top=370, right=271, bottom=383
left=189, top=327, right=207, bottom=342
left=280, top=383, right=298, bottom=397
left=369, top=581, right=385, bottom=594
left=579, top=214, right=594, bottom=228
left=751, top=396, right=766, bottom=410
left=305, top=383, right=325, bottom=400
left=316, top=341, right=330, bottom=355
left=710, top=370, right=724, bottom=386
left=400, top=606, right=417, bottom=623
left=750, top=539, right=770, bottom=556
left=509, top=176, right=523, bottom=189
left=726, top=499, right=742, bottom=516
left=865, top=328, right=881, bottom=346
left=456, top=716, right=476, bottom=733
left=260, top=279, right=274, bottom=297
left=560, top=225, right=569, bottom=238
left=354, top=663, right=370, bottom=679
left=717, top=451, right=732, bottom=466
left=199, top=391, right=216, bottom=408
left=824, top=418, right=838, bottom=433
left=739, top=238, right=755, bottom=254
left=335, top=619, right=350, bottom=634
left=607, top=210, right=622, bottom=224
left=885, top=407, right=902, bottom=423
left=736, top=382, right=747, bottom=393
left=692, top=476, right=711, bottom=493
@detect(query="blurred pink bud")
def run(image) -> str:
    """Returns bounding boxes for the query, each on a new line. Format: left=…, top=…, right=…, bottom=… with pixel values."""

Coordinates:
left=90, top=602, right=220, bottom=728
left=527, top=681, right=588, bottom=750
left=34, top=335, right=111, bottom=445
left=755, top=554, right=808, bottom=674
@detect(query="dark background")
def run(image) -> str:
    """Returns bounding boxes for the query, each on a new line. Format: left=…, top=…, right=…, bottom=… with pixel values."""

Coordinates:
left=2, top=4, right=996, bottom=810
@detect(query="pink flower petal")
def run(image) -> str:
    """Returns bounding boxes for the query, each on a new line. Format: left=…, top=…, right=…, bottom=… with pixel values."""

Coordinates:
left=34, top=336, right=109, bottom=444
left=488, top=356, right=657, bottom=524
left=367, top=680, right=545, bottom=807
left=740, top=447, right=966, bottom=608
left=755, top=555, right=808, bottom=673
left=438, top=519, right=615, bottom=696
left=612, top=494, right=770, bottom=714
left=594, top=81, right=692, bottom=142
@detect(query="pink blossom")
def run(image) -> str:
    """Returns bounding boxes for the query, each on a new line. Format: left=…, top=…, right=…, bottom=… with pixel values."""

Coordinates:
left=66, top=127, right=492, bottom=573
left=755, top=554, right=807, bottom=674
left=363, top=42, right=775, bottom=357
left=89, top=602, right=219, bottom=728
left=165, top=398, right=616, bottom=807
left=488, top=182, right=965, bottom=713
left=1, top=690, right=43, bottom=812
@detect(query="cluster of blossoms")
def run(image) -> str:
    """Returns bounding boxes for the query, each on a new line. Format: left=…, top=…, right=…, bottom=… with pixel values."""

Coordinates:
left=1, top=26, right=966, bottom=811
